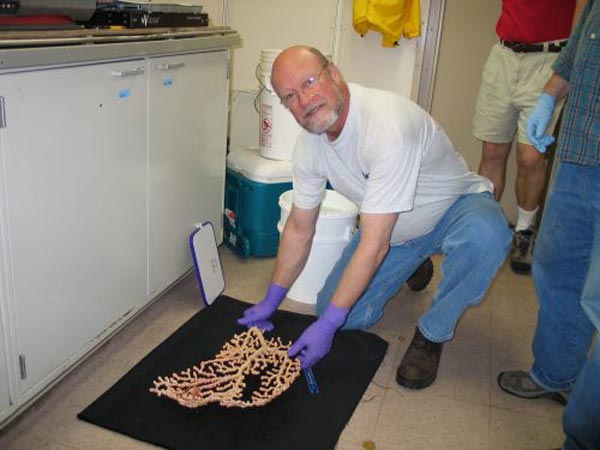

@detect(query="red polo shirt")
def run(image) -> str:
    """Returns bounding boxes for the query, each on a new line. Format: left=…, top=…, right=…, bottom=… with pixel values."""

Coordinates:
left=496, top=0, right=576, bottom=43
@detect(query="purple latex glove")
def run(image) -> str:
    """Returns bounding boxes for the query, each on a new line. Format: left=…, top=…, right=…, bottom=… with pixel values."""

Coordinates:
left=237, top=283, right=288, bottom=332
left=288, top=303, right=350, bottom=369
left=526, top=93, right=557, bottom=153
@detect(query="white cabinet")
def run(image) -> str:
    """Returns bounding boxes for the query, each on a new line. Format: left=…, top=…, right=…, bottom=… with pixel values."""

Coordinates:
left=0, top=36, right=235, bottom=426
left=0, top=60, right=148, bottom=400
left=148, top=51, right=228, bottom=296
left=0, top=326, right=13, bottom=422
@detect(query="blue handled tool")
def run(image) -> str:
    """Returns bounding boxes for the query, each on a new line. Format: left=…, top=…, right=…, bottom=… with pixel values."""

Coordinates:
left=303, top=368, right=319, bottom=394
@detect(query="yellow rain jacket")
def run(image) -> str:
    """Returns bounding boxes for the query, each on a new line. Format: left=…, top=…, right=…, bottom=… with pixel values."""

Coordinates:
left=353, top=0, right=421, bottom=47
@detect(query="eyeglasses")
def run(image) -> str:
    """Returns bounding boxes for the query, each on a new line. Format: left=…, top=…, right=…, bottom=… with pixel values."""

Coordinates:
left=280, top=64, right=329, bottom=108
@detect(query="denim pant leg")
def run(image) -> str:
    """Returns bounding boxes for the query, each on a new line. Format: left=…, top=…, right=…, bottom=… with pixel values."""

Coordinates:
left=418, top=192, right=512, bottom=342
left=530, top=163, right=596, bottom=391
left=561, top=164, right=600, bottom=450
left=316, top=229, right=430, bottom=330
left=580, top=167, right=600, bottom=336
left=562, top=339, right=600, bottom=450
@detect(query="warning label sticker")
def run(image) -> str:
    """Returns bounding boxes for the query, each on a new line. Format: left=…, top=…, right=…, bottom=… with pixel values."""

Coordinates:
left=260, top=103, right=273, bottom=148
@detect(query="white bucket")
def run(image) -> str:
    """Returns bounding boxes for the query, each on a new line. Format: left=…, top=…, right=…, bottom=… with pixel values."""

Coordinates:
left=278, top=190, right=359, bottom=304
left=258, top=49, right=303, bottom=161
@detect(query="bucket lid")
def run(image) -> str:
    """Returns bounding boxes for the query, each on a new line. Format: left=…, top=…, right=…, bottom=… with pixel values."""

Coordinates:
left=260, top=48, right=282, bottom=62
left=227, top=147, right=293, bottom=184
left=189, top=222, right=225, bottom=306
left=279, top=189, right=359, bottom=218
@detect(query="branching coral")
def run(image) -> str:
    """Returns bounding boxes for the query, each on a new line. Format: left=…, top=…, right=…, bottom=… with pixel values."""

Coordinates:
left=150, top=327, right=301, bottom=408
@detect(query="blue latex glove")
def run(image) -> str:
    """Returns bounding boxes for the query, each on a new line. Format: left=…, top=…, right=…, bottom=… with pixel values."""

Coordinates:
left=526, top=93, right=557, bottom=153
left=288, top=303, right=350, bottom=369
left=237, top=283, right=288, bottom=332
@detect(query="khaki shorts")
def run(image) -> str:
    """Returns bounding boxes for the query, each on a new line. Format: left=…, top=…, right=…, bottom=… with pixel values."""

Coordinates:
left=473, top=42, right=564, bottom=145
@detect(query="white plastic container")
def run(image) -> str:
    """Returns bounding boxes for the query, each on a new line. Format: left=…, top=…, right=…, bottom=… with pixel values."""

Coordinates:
left=278, top=190, right=359, bottom=304
left=257, top=49, right=303, bottom=161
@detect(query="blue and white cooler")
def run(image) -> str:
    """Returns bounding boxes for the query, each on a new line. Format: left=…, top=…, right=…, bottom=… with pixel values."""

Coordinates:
left=224, top=147, right=293, bottom=258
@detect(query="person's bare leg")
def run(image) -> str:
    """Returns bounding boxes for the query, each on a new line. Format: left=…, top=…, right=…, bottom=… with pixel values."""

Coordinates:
left=511, top=142, right=546, bottom=273
left=515, top=142, right=546, bottom=216
left=479, top=141, right=512, bottom=200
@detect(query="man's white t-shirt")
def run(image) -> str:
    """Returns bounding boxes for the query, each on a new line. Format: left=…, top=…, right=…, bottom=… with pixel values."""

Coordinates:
left=292, top=83, right=493, bottom=245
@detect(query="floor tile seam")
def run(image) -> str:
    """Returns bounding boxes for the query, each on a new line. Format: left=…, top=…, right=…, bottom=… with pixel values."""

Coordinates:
left=378, top=340, right=404, bottom=387
left=335, top=437, right=366, bottom=450
left=488, top=402, right=564, bottom=419
left=368, top=342, right=406, bottom=440
left=0, top=431, right=28, bottom=449
left=369, top=428, right=494, bottom=450
left=10, top=427, right=82, bottom=450
left=50, top=417, right=119, bottom=449
left=54, top=436, right=105, bottom=450
left=384, top=386, right=494, bottom=409
left=406, top=390, right=492, bottom=408
left=362, top=381, right=393, bottom=440
left=487, top=389, right=494, bottom=427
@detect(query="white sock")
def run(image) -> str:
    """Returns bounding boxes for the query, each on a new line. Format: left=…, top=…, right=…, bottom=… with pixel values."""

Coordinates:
left=515, top=206, right=538, bottom=232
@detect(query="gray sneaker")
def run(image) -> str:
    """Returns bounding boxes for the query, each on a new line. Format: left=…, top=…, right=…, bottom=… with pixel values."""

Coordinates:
left=497, top=370, right=569, bottom=405
left=510, top=227, right=535, bottom=273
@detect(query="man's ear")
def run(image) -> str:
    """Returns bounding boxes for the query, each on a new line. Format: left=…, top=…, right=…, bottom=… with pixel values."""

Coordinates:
left=327, top=62, right=341, bottom=82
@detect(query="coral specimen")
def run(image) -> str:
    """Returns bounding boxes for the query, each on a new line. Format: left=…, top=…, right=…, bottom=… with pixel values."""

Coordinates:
left=150, top=327, right=301, bottom=408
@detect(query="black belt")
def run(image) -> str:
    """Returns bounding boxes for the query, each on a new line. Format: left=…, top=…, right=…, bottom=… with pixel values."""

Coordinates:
left=501, top=40, right=568, bottom=53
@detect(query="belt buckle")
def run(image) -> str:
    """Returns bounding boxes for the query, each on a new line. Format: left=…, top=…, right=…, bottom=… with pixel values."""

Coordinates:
left=548, top=41, right=565, bottom=52
left=512, top=42, right=526, bottom=52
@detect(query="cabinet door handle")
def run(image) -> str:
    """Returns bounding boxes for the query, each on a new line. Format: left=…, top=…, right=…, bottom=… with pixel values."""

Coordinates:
left=156, top=62, right=186, bottom=71
left=111, top=67, right=145, bottom=77
left=0, top=96, right=6, bottom=129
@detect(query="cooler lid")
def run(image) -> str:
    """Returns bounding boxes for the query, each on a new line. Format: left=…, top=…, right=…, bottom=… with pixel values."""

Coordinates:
left=189, top=222, right=225, bottom=306
left=227, top=146, right=293, bottom=184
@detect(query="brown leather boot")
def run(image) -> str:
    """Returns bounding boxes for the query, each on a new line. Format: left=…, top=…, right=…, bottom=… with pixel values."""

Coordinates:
left=396, top=327, right=443, bottom=389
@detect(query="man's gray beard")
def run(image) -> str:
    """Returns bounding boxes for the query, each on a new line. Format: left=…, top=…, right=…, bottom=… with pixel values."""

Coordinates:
left=303, top=108, right=339, bottom=134
left=302, top=85, right=344, bottom=135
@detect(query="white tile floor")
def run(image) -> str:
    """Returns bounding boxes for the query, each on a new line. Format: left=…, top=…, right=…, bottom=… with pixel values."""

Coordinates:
left=0, top=249, right=565, bottom=450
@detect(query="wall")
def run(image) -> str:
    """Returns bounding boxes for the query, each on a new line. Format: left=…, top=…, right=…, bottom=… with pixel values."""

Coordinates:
left=219, top=0, right=426, bottom=151
left=336, top=0, right=420, bottom=97
left=166, top=1, right=518, bottom=220
left=225, top=0, right=337, bottom=151
left=429, top=1, right=520, bottom=222
left=155, top=1, right=521, bottom=222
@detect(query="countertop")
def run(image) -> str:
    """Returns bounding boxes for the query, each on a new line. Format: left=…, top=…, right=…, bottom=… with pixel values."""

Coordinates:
left=0, top=26, right=240, bottom=71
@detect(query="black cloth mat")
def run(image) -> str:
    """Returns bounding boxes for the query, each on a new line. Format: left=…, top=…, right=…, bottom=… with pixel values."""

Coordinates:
left=78, top=295, right=388, bottom=450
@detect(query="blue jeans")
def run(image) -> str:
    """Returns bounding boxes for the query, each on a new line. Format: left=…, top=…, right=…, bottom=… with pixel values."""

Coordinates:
left=528, top=162, right=600, bottom=450
left=563, top=339, right=600, bottom=450
left=315, top=192, right=512, bottom=342
left=530, top=162, right=598, bottom=392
